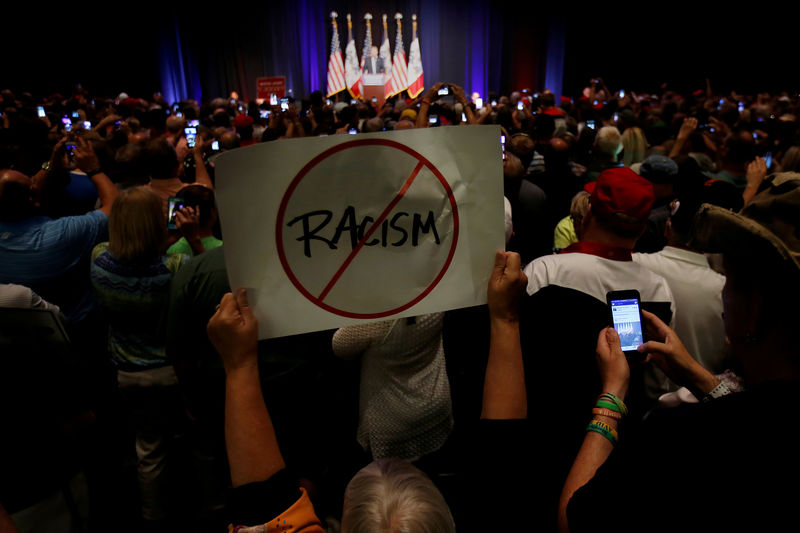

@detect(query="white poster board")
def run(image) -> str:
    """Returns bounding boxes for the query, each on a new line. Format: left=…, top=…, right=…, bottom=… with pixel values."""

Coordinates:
left=214, top=125, right=505, bottom=339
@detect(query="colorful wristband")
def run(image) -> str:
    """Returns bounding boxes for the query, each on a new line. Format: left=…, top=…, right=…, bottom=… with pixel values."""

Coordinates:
left=592, top=407, right=622, bottom=420
left=596, top=392, right=628, bottom=417
left=595, top=400, right=620, bottom=413
left=586, top=418, right=618, bottom=446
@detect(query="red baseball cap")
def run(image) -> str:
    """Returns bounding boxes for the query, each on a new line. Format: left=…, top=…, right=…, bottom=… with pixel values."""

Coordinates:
left=234, top=114, right=254, bottom=128
left=585, top=167, right=655, bottom=231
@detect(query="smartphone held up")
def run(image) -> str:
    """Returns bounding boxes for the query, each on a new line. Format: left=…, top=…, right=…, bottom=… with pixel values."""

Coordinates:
left=607, top=289, right=646, bottom=360
left=167, top=197, right=185, bottom=230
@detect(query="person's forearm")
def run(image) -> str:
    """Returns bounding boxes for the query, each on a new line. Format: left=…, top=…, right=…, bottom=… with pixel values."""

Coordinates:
left=416, top=100, right=431, bottom=128
left=465, top=106, right=477, bottom=125
left=684, top=364, right=721, bottom=400
left=186, top=236, right=206, bottom=256
left=668, top=136, right=688, bottom=159
left=193, top=152, right=214, bottom=189
left=225, top=362, right=286, bottom=488
left=743, top=184, right=759, bottom=206
left=482, top=318, right=526, bottom=419
left=89, top=172, right=118, bottom=215
left=558, top=417, right=619, bottom=533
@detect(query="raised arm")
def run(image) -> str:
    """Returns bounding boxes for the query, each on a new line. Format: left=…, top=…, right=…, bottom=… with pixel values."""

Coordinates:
left=175, top=205, right=206, bottom=255
left=558, top=327, right=630, bottom=533
left=743, top=156, right=767, bottom=206
left=668, top=117, right=697, bottom=159
left=451, top=84, right=477, bottom=125
left=481, top=251, right=528, bottom=419
left=30, top=136, right=68, bottom=197
left=74, top=136, right=118, bottom=215
left=192, top=135, right=215, bottom=190
left=416, top=82, right=444, bottom=128
left=207, top=289, right=285, bottom=487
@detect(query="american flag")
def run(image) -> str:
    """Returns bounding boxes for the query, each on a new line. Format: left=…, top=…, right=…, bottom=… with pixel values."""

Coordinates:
left=386, top=14, right=408, bottom=97
left=327, top=13, right=346, bottom=98
left=406, top=15, right=424, bottom=98
left=358, top=13, right=373, bottom=92
left=380, top=15, right=393, bottom=96
left=344, top=14, right=362, bottom=99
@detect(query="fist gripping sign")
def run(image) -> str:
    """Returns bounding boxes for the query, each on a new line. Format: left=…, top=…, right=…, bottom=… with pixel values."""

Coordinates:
left=215, top=126, right=503, bottom=339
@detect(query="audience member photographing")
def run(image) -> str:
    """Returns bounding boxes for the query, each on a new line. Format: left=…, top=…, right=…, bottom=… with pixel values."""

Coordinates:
left=558, top=173, right=800, bottom=531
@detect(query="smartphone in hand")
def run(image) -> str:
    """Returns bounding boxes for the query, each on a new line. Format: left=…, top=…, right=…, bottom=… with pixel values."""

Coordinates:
left=607, top=289, right=646, bottom=360
left=167, top=197, right=185, bottom=230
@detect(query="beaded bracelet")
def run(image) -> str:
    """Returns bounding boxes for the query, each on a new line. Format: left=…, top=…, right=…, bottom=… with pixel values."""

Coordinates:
left=586, top=418, right=618, bottom=446
left=592, top=407, right=622, bottom=420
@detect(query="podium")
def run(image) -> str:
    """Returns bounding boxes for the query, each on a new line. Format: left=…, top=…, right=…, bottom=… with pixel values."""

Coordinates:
left=362, top=74, right=386, bottom=109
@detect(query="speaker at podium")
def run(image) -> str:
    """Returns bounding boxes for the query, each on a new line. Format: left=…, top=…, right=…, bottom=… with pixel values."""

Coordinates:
left=362, top=74, right=386, bottom=109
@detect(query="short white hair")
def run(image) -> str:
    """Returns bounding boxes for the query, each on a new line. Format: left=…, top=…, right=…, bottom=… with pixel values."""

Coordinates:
left=341, top=459, right=455, bottom=533
left=595, top=126, right=623, bottom=158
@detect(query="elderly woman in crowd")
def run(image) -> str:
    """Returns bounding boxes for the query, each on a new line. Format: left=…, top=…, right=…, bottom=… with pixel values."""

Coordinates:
left=90, top=186, right=195, bottom=528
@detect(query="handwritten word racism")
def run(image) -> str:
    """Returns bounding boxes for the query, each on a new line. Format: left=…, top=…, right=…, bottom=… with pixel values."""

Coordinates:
left=287, top=206, right=442, bottom=258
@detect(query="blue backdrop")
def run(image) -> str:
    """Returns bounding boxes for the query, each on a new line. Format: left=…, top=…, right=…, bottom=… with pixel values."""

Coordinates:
left=157, top=1, right=538, bottom=104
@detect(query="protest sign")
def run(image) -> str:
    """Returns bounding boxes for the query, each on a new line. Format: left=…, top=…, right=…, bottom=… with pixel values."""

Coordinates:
left=214, top=126, right=504, bottom=339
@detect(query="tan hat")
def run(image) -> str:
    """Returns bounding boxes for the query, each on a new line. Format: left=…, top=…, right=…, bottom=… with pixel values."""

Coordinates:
left=689, top=172, right=800, bottom=274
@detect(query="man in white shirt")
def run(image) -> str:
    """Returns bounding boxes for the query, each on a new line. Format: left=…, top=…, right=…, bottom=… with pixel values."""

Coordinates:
left=632, top=176, right=731, bottom=373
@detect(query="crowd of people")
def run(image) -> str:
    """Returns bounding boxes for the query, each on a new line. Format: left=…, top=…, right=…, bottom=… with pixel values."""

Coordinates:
left=1, top=76, right=800, bottom=532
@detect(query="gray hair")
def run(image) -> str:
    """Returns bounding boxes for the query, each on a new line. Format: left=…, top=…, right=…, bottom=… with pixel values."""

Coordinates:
left=341, top=459, right=455, bottom=533
left=595, top=126, right=623, bottom=159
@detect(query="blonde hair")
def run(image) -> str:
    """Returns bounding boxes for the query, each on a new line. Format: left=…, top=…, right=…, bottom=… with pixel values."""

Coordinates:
left=108, top=186, right=167, bottom=263
left=621, top=127, right=647, bottom=166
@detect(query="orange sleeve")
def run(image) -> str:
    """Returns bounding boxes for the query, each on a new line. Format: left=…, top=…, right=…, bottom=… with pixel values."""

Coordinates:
left=229, top=487, right=324, bottom=533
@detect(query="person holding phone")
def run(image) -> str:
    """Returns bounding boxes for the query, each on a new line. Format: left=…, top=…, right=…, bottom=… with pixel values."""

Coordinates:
left=0, top=136, right=118, bottom=325
left=445, top=167, right=674, bottom=531
left=559, top=173, right=800, bottom=531
left=166, top=185, right=222, bottom=256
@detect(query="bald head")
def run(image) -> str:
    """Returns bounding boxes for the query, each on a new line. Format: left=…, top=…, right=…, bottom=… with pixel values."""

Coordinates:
left=395, top=119, right=415, bottom=130
left=219, top=131, right=240, bottom=151
left=550, top=137, right=569, bottom=152
left=166, top=115, right=186, bottom=134
left=0, top=169, right=34, bottom=222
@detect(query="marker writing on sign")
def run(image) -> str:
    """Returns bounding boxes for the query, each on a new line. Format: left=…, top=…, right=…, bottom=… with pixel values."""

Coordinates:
left=287, top=205, right=441, bottom=258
